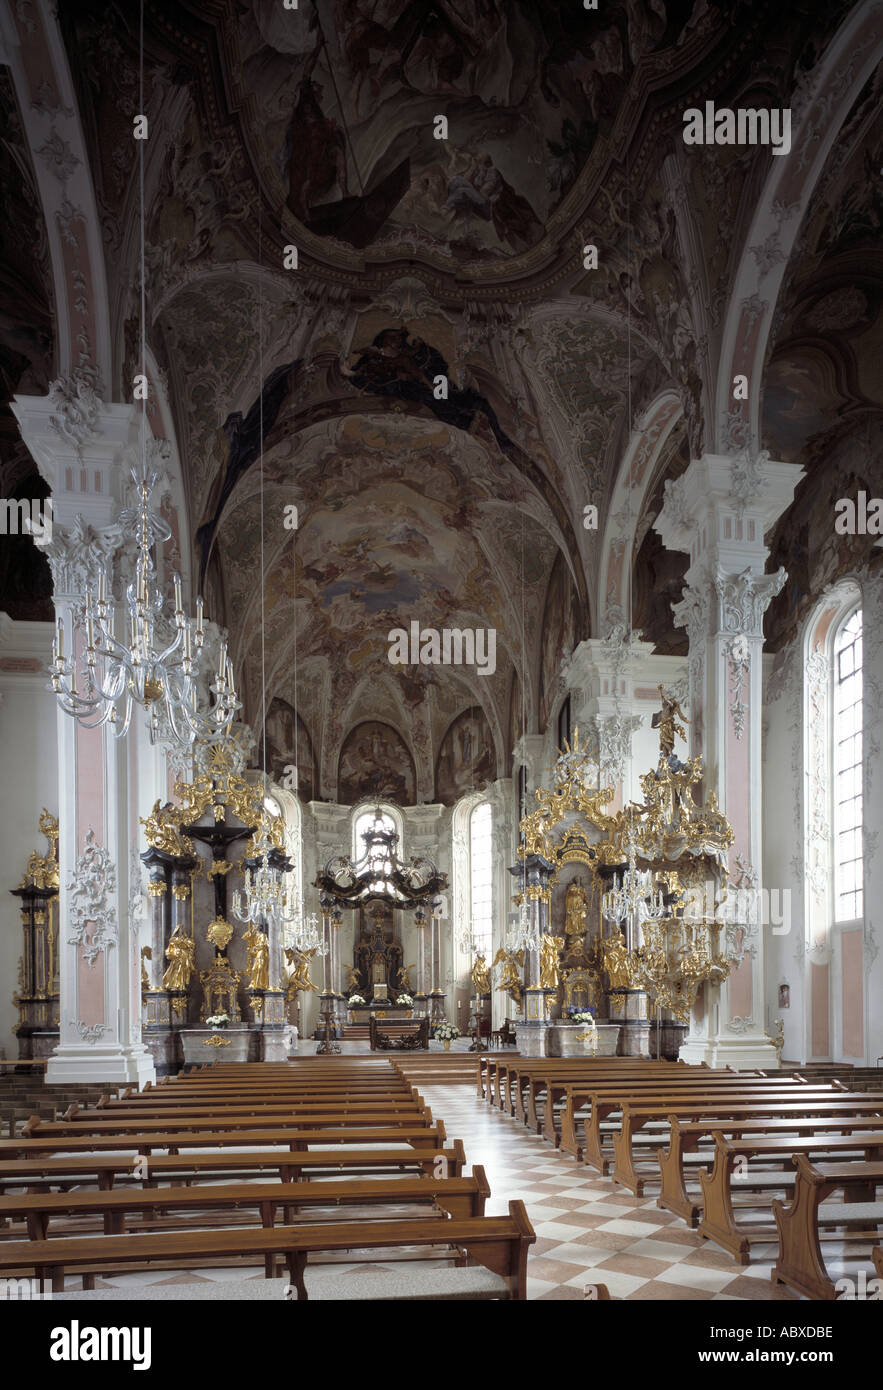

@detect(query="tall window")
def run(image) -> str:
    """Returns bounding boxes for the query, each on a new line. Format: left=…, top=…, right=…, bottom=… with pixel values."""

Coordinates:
left=353, top=807, right=398, bottom=893
left=470, top=801, right=494, bottom=958
left=833, top=609, right=863, bottom=922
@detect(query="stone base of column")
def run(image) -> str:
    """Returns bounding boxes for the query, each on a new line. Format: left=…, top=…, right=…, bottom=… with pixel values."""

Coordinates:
left=260, top=1027, right=289, bottom=1062
left=617, top=1019, right=651, bottom=1057
left=46, top=1044, right=156, bottom=1087
left=414, top=992, right=429, bottom=1016
left=428, top=990, right=446, bottom=1023
left=678, top=1034, right=781, bottom=1069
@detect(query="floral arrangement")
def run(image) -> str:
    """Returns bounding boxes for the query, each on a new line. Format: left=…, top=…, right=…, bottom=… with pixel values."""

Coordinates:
left=433, top=1022, right=461, bottom=1041
left=348, top=995, right=366, bottom=1006
left=397, top=994, right=414, bottom=1007
left=205, top=1013, right=230, bottom=1029
left=564, top=1004, right=596, bottom=1024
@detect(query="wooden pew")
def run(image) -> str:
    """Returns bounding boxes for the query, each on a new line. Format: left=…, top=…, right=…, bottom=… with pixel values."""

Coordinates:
left=0, top=1168, right=492, bottom=1239
left=658, top=1114, right=883, bottom=1224
left=25, top=1111, right=438, bottom=1140
left=874, top=1245, right=883, bottom=1282
left=772, top=1156, right=883, bottom=1300
left=607, top=1094, right=883, bottom=1192
left=699, top=1134, right=883, bottom=1263
left=87, top=1095, right=425, bottom=1118
left=0, top=1200, right=536, bottom=1300
left=0, top=1140, right=467, bottom=1193
left=0, top=1121, right=448, bottom=1159
left=555, top=1075, right=824, bottom=1155
left=566, top=1082, right=855, bottom=1169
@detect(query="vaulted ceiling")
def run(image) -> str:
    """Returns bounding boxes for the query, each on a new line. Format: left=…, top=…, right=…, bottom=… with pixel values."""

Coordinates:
left=29, top=0, right=875, bottom=798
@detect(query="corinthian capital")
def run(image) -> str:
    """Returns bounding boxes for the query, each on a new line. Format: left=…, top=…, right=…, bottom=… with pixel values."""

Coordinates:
left=713, top=565, right=787, bottom=638
left=48, top=367, right=104, bottom=455
left=43, top=514, right=123, bottom=597
left=671, top=577, right=712, bottom=646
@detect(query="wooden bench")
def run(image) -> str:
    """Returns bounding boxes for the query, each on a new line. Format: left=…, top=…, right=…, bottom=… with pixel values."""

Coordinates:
left=699, top=1134, right=883, bottom=1263
left=0, top=1140, right=467, bottom=1192
left=772, top=1156, right=883, bottom=1300
left=0, top=1121, right=448, bottom=1159
left=0, top=1168, right=491, bottom=1239
left=605, top=1092, right=883, bottom=1192
left=26, top=1111, right=438, bottom=1140
left=658, top=1114, right=883, bottom=1224
left=0, top=1200, right=535, bottom=1299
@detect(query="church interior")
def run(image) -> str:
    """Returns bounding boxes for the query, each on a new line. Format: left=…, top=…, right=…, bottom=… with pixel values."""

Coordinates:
left=0, top=0, right=882, bottom=1322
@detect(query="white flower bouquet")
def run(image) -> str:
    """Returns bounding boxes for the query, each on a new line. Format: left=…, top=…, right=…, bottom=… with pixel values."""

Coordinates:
left=348, top=994, right=366, bottom=1006
left=397, top=994, right=414, bottom=1007
left=205, top=1013, right=230, bottom=1029
left=433, top=1022, right=461, bottom=1041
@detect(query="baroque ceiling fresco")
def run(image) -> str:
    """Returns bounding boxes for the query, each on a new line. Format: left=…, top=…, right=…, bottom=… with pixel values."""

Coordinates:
left=43, top=0, right=880, bottom=802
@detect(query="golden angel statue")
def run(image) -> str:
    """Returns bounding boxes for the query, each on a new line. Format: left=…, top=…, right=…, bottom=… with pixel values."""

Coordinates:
left=242, top=924, right=270, bottom=991
left=539, top=934, right=564, bottom=990
left=651, top=684, right=689, bottom=759
left=140, top=945, right=152, bottom=989
left=396, top=963, right=415, bottom=992
left=564, top=877, right=589, bottom=939
left=284, top=946, right=318, bottom=995
left=471, top=952, right=492, bottom=996
left=602, top=929, right=632, bottom=989
left=162, top=927, right=195, bottom=992
left=492, top=946, right=524, bottom=1006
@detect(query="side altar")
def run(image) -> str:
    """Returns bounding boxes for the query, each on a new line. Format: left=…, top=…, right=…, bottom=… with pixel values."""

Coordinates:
left=139, top=741, right=298, bottom=1071
left=498, top=694, right=738, bottom=1060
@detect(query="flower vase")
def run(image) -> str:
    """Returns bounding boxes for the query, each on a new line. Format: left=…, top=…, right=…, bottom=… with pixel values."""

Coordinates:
left=443, top=1039, right=451, bottom=1051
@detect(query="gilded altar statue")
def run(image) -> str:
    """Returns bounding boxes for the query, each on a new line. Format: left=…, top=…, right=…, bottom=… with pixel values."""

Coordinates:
left=346, top=965, right=363, bottom=993
left=539, top=934, right=564, bottom=990
left=564, top=877, right=589, bottom=939
left=162, top=927, right=196, bottom=992
left=471, top=952, right=491, bottom=996
left=492, top=946, right=524, bottom=1006
left=140, top=945, right=152, bottom=989
left=602, top=929, right=632, bottom=989
left=285, top=947, right=318, bottom=995
left=396, top=963, right=415, bottom=992
left=651, top=685, right=689, bottom=759
left=242, top=924, right=270, bottom=991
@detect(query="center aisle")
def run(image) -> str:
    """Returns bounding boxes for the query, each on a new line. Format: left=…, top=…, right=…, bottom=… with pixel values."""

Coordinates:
left=417, top=1084, right=795, bottom=1302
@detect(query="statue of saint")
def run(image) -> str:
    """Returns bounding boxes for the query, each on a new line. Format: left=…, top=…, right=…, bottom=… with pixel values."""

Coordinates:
left=471, top=952, right=491, bottom=996
left=539, top=934, right=564, bottom=990
left=492, top=947, right=524, bottom=1007
left=346, top=965, right=363, bottom=993
left=284, top=946, right=318, bottom=996
left=564, top=877, right=589, bottom=938
left=651, top=685, right=689, bottom=759
left=602, top=929, right=632, bottom=989
left=162, top=927, right=195, bottom=992
left=242, top=924, right=270, bottom=991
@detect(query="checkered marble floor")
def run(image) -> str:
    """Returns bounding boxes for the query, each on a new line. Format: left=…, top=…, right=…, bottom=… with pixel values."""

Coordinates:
left=417, top=1085, right=876, bottom=1302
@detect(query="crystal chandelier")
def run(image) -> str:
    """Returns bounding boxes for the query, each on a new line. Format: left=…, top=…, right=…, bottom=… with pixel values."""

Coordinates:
left=506, top=900, right=537, bottom=954
left=231, top=820, right=295, bottom=932
left=601, top=830, right=666, bottom=930
left=49, top=467, right=240, bottom=744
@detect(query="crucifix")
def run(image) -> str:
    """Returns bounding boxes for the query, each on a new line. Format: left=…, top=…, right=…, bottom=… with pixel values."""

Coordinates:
left=183, top=806, right=255, bottom=926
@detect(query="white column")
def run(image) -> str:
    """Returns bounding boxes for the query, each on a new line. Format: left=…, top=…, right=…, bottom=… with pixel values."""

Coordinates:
left=13, top=392, right=155, bottom=1084
left=655, top=452, right=804, bottom=1067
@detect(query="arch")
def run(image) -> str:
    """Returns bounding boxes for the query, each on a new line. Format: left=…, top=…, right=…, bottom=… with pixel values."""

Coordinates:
left=597, top=389, right=683, bottom=638
left=435, top=707, right=497, bottom=806
left=0, top=0, right=112, bottom=384
left=714, top=2, right=883, bottom=455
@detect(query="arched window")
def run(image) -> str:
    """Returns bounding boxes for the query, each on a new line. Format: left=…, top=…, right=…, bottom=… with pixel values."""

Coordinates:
left=469, top=801, right=494, bottom=959
left=351, top=805, right=402, bottom=894
left=832, top=608, right=863, bottom=924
